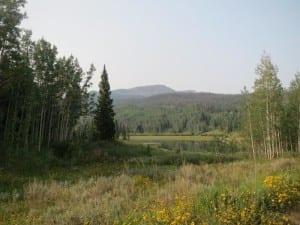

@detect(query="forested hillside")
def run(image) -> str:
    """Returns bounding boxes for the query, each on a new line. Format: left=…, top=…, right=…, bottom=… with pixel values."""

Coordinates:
left=113, top=84, right=175, bottom=98
left=114, top=92, right=241, bottom=134
left=90, top=84, right=176, bottom=105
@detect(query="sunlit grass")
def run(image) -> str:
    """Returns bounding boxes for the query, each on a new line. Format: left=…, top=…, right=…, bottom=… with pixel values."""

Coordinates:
left=0, top=156, right=299, bottom=225
left=129, top=135, right=214, bottom=142
left=128, top=131, right=244, bottom=146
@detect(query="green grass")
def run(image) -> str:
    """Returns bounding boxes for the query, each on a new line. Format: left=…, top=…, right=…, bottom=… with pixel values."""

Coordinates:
left=129, top=135, right=214, bottom=142
left=0, top=141, right=240, bottom=195
left=0, top=140, right=299, bottom=225
left=1, top=157, right=299, bottom=225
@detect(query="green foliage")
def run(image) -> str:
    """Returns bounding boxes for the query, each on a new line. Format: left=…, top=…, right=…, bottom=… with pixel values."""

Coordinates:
left=252, top=54, right=283, bottom=157
left=0, top=0, right=26, bottom=53
left=194, top=175, right=300, bottom=225
left=239, top=54, right=300, bottom=159
left=1, top=148, right=299, bottom=225
left=282, top=73, right=300, bottom=152
left=159, top=139, right=240, bottom=153
left=94, top=65, right=116, bottom=140
left=115, top=102, right=240, bottom=135
left=241, top=54, right=300, bottom=158
left=0, top=1, right=96, bottom=158
left=0, top=0, right=33, bottom=148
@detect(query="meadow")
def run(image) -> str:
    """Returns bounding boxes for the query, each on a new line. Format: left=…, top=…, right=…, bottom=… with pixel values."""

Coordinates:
left=128, top=135, right=215, bottom=142
left=0, top=139, right=299, bottom=225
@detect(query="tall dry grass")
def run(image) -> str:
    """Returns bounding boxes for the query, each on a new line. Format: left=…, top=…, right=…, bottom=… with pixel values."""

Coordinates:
left=21, top=157, right=299, bottom=225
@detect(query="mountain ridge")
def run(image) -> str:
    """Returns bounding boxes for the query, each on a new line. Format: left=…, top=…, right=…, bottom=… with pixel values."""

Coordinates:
left=89, top=84, right=241, bottom=106
left=112, top=84, right=175, bottom=98
left=89, top=84, right=241, bottom=134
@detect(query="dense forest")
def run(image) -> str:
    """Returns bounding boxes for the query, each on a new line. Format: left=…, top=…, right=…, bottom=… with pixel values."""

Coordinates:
left=0, top=1, right=96, bottom=157
left=113, top=92, right=241, bottom=134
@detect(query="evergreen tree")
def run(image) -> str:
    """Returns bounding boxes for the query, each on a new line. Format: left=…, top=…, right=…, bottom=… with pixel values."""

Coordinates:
left=94, top=65, right=115, bottom=140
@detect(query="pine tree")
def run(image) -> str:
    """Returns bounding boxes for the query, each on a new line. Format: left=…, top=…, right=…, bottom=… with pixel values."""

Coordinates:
left=94, top=65, right=115, bottom=140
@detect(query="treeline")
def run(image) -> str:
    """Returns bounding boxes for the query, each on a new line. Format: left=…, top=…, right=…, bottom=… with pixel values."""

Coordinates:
left=115, top=103, right=239, bottom=135
left=0, top=1, right=95, bottom=154
left=240, top=54, right=300, bottom=158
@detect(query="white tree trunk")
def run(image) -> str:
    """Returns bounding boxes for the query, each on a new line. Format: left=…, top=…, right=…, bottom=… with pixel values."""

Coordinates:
left=298, top=105, right=300, bottom=153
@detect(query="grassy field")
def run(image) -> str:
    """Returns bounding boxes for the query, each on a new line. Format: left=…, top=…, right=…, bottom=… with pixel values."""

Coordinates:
left=128, top=135, right=214, bottom=143
left=0, top=141, right=299, bottom=225
left=128, top=131, right=243, bottom=144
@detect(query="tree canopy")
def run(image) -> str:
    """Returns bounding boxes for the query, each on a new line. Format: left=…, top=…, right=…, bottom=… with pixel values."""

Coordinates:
left=240, top=54, right=300, bottom=158
left=0, top=1, right=94, bottom=157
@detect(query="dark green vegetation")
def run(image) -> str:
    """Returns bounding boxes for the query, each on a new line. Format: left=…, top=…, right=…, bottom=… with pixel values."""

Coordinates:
left=129, top=134, right=242, bottom=154
left=113, top=92, right=241, bottom=134
left=94, top=65, right=116, bottom=140
left=90, top=86, right=241, bottom=135
left=0, top=0, right=117, bottom=166
left=0, top=139, right=241, bottom=217
left=0, top=1, right=96, bottom=154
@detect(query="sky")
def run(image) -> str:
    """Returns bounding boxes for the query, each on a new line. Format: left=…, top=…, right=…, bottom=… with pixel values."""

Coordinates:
left=21, top=0, right=300, bottom=93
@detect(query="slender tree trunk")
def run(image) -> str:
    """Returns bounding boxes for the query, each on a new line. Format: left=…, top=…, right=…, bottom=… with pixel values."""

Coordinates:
left=266, top=94, right=271, bottom=159
left=64, top=105, right=70, bottom=141
left=59, top=113, right=64, bottom=141
left=247, top=103, right=255, bottom=160
left=10, top=100, right=19, bottom=146
left=298, top=105, right=300, bottom=153
left=278, top=131, right=283, bottom=156
left=4, top=92, right=13, bottom=142
left=262, top=128, right=268, bottom=158
left=23, top=94, right=33, bottom=149
left=270, top=114, right=275, bottom=158
left=30, top=109, right=35, bottom=145
left=38, top=103, right=44, bottom=151
left=47, top=106, right=53, bottom=147
left=17, top=97, right=27, bottom=147
left=34, top=109, right=40, bottom=145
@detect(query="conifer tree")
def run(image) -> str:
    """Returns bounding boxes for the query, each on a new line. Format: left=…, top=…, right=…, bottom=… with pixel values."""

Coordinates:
left=94, top=65, right=115, bottom=140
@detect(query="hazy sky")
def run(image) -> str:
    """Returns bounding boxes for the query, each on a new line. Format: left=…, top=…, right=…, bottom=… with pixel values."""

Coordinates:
left=22, top=0, right=300, bottom=93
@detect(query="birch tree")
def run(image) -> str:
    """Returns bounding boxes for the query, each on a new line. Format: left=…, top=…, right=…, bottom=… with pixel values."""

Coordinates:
left=251, top=54, right=283, bottom=158
left=283, top=73, right=300, bottom=152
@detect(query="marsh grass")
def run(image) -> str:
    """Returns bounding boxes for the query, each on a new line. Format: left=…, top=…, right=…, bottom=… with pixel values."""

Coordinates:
left=129, top=135, right=214, bottom=142
left=1, top=157, right=299, bottom=225
left=0, top=139, right=299, bottom=225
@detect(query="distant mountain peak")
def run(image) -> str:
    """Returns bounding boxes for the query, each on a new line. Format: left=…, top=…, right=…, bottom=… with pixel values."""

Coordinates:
left=112, top=84, right=175, bottom=97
